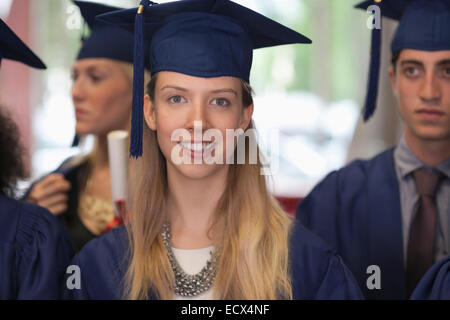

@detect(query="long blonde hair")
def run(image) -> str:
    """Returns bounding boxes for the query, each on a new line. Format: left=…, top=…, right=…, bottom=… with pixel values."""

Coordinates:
left=125, top=77, right=293, bottom=300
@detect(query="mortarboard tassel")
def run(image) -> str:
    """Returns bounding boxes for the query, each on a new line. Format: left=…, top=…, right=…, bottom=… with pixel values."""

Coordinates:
left=130, top=1, right=156, bottom=158
left=363, top=18, right=382, bottom=121
left=130, top=3, right=146, bottom=158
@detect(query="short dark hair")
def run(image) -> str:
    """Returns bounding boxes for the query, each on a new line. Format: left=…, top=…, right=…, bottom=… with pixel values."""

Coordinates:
left=146, top=73, right=254, bottom=108
left=391, top=50, right=402, bottom=72
left=0, top=107, right=26, bottom=197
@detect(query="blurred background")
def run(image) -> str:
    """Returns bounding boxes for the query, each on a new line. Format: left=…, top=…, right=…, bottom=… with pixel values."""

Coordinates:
left=0, top=0, right=403, bottom=206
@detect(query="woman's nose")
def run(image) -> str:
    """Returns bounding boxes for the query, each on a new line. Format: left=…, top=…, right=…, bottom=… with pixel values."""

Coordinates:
left=185, top=99, right=209, bottom=132
left=71, top=76, right=86, bottom=103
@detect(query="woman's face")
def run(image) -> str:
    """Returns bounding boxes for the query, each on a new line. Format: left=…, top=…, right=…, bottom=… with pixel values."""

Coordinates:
left=144, top=71, right=253, bottom=180
left=71, top=58, right=133, bottom=136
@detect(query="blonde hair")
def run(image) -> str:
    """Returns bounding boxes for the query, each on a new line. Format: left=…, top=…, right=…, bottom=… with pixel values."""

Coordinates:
left=117, top=61, right=150, bottom=87
left=125, top=79, right=293, bottom=300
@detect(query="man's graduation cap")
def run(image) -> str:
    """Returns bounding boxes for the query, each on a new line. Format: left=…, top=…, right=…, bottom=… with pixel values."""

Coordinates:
left=356, top=0, right=450, bottom=121
left=0, top=19, right=46, bottom=69
left=97, top=0, right=312, bottom=158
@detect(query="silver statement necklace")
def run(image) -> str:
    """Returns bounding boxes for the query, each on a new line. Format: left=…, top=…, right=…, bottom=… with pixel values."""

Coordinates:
left=161, top=222, right=219, bottom=297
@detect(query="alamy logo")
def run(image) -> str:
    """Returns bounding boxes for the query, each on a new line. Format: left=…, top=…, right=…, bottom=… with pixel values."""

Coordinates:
left=66, top=265, right=81, bottom=290
left=367, top=5, right=382, bottom=30
left=366, top=265, right=381, bottom=290
left=66, top=4, right=82, bottom=30
left=170, top=121, right=279, bottom=176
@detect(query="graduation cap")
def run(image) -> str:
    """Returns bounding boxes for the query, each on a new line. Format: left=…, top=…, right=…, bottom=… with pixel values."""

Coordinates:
left=97, top=0, right=312, bottom=158
left=356, top=0, right=450, bottom=121
left=0, top=19, right=46, bottom=69
left=74, top=1, right=150, bottom=67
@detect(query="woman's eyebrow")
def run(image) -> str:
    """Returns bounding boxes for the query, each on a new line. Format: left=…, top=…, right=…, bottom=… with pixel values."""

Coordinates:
left=211, top=88, right=238, bottom=96
left=86, top=66, right=108, bottom=73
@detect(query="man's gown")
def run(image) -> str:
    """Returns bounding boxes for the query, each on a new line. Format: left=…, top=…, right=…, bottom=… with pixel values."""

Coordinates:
left=296, top=149, right=407, bottom=299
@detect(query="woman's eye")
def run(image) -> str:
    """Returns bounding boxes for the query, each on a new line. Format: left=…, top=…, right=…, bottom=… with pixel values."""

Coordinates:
left=90, top=74, right=104, bottom=83
left=211, top=98, right=230, bottom=107
left=168, top=95, right=185, bottom=104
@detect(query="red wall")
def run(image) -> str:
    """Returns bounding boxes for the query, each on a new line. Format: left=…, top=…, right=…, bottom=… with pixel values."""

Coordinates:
left=0, top=0, right=32, bottom=174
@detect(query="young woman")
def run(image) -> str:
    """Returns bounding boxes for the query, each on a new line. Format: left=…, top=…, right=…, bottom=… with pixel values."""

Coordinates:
left=0, top=19, right=72, bottom=299
left=25, top=1, right=150, bottom=253
left=63, top=0, right=363, bottom=300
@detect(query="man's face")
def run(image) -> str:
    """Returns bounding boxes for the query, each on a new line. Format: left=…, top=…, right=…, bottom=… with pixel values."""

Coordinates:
left=389, top=49, right=450, bottom=143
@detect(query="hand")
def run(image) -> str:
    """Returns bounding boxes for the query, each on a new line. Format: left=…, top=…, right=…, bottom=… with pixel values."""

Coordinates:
left=27, top=173, right=71, bottom=216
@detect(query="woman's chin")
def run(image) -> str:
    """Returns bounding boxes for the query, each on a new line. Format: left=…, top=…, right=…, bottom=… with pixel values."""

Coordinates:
left=75, top=123, right=94, bottom=136
left=75, top=125, right=120, bottom=137
left=169, top=161, right=227, bottom=181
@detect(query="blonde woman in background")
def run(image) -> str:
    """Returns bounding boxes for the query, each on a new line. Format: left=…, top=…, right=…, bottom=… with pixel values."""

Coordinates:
left=25, top=1, right=150, bottom=253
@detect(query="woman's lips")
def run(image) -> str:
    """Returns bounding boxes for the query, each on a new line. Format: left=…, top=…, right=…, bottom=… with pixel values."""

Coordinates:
left=178, top=141, right=217, bottom=161
left=75, top=108, right=89, bottom=118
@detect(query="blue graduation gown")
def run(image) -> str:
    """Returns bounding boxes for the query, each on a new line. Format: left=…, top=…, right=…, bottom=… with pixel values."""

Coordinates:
left=411, top=255, right=450, bottom=300
left=296, top=149, right=406, bottom=299
left=24, top=156, right=98, bottom=253
left=62, top=221, right=363, bottom=300
left=0, top=195, right=73, bottom=299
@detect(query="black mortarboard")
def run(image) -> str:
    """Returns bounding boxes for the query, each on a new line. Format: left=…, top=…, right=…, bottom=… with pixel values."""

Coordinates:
left=0, top=18, right=46, bottom=69
left=74, top=1, right=149, bottom=67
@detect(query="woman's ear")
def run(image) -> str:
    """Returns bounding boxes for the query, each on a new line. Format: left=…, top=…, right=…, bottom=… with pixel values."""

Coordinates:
left=143, top=94, right=157, bottom=131
left=240, top=103, right=254, bottom=130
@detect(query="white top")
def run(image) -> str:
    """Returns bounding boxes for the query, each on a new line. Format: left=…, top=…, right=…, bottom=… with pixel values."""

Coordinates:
left=172, top=246, right=214, bottom=300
